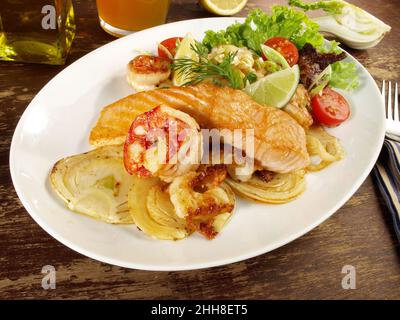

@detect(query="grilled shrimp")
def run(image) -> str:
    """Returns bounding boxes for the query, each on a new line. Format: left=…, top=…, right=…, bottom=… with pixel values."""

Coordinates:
left=168, top=165, right=235, bottom=239
left=124, top=105, right=202, bottom=182
left=126, top=55, right=171, bottom=92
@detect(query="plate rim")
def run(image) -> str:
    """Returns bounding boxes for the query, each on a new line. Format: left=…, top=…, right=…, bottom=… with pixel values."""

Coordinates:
left=9, top=17, right=386, bottom=271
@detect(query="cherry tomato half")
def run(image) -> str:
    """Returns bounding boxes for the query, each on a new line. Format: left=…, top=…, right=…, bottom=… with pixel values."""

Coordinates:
left=158, top=37, right=183, bottom=60
left=263, top=37, right=299, bottom=67
left=311, top=87, right=350, bottom=126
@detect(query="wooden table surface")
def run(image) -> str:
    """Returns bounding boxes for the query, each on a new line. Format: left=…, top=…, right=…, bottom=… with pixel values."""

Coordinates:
left=1, top=0, right=399, bottom=300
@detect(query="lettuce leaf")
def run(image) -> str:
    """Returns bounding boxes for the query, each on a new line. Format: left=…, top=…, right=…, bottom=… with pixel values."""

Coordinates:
left=202, top=5, right=360, bottom=91
left=202, top=6, right=336, bottom=55
left=330, top=61, right=359, bottom=91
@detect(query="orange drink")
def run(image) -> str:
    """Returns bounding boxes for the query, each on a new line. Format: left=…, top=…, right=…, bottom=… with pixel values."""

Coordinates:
left=96, top=0, right=171, bottom=37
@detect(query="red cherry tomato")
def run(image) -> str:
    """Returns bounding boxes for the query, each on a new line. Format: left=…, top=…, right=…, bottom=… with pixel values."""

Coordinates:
left=158, top=37, right=183, bottom=60
left=263, top=37, right=299, bottom=67
left=311, top=87, right=350, bottom=126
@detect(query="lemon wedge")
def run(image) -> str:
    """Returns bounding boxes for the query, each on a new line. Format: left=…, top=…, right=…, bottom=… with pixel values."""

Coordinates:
left=200, top=0, right=248, bottom=16
left=172, top=33, right=198, bottom=86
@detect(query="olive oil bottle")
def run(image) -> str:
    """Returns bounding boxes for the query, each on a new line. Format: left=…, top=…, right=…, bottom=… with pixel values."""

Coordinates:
left=0, top=0, right=75, bottom=65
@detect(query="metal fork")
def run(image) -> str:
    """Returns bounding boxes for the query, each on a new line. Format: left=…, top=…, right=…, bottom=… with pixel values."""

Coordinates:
left=382, top=80, right=400, bottom=142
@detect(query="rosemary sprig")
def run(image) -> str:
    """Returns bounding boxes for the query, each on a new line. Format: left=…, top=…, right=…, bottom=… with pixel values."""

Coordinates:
left=171, top=42, right=244, bottom=89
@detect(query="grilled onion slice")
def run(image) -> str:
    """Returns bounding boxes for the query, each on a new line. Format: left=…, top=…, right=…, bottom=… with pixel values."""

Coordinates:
left=226, top=170, right=306, bottom=204
left=50, top=145, right=136, bottom=224
left=306, top=126, right=345, bottom=172
left=128, top=177, right=189, bottom=240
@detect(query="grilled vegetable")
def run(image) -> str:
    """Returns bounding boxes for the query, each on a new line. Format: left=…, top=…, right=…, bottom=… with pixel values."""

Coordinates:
left=305, top=125, right=345, bottom=171
left=226, top=170, right=306, bottom=204
left=50, top=145, right=136, bottom=224
left=128, top=177, right=189, bottom=240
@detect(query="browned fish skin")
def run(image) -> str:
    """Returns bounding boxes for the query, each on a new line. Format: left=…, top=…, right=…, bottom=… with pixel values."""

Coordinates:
left=90, top=83, right=310, bottom=173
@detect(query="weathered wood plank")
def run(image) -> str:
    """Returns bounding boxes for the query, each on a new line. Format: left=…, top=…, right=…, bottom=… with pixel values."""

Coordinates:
left=0, top=0, right=399, bottom=299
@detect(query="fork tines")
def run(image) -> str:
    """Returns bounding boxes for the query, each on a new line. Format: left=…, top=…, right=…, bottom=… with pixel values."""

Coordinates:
left=382, top=80, right=399, bottom=121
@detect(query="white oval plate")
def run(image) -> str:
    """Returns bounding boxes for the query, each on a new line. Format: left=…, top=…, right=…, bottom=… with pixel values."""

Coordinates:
left=10, top=18, right=385, bottom=271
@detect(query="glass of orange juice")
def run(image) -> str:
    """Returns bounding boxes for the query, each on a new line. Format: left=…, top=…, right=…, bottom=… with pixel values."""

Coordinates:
left=96, top=0, right=171, bottom=37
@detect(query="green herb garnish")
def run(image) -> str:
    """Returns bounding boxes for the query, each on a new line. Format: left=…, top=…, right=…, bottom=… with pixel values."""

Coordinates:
left=172, top=42, right=244, bottom=89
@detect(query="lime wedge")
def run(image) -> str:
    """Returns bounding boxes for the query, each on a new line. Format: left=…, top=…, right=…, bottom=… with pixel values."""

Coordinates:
left=200, top=0, right=248, bottom=16
left=309, top=64, right=332, bottom=96
left=244, top=65, right=300, bottom=108
left=260, top=44, right=290, bottom=70
left=173, top=33, right=199, bottom=86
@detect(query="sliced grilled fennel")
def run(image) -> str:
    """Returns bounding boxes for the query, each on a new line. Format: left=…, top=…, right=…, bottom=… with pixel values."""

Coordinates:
left=128, top=177, right=190, bottom=240
left=50, top=144, right=136, bottom=224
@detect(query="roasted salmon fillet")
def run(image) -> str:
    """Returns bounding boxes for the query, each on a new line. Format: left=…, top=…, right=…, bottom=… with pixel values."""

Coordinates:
left=90, top=83, right=309, bottom=173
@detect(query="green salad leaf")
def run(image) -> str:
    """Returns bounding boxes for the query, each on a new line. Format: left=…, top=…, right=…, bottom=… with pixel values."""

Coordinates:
left=330, top=61, right=359, bottom=91
left=288, top=0, right=345, bottom=14
left=202, top=6, right=335, bottom=55
left=201, top=5, right=360, bottom=92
